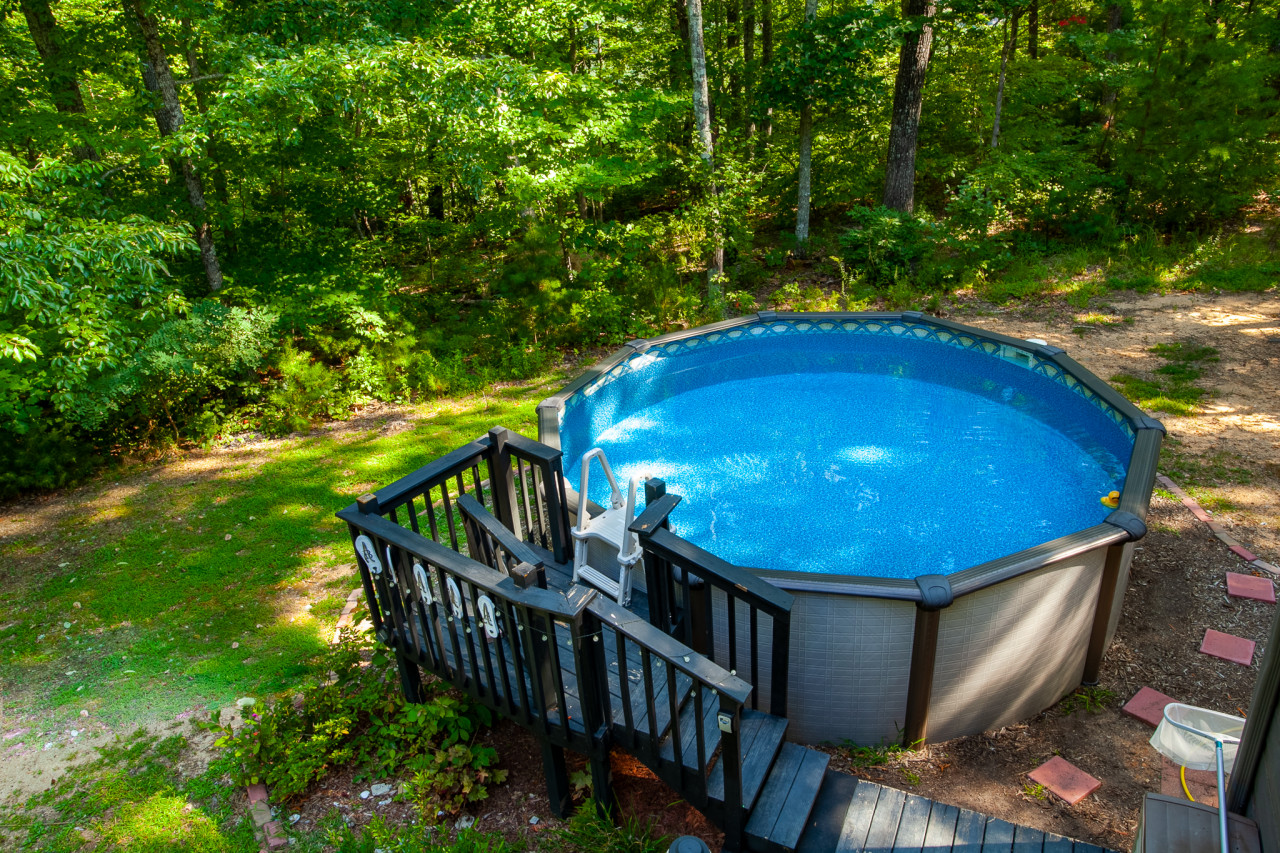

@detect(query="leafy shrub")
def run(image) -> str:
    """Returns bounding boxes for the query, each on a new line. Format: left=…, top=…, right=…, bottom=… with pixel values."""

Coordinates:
left=262, top=344, right=344, bottom=434
left=206, top=629, right=504, bottom=803
left=69, top=301, right=277, bottom=444
left=0, top=420, right=101, bottom=500
left=839, top=207, right=936, bottom=288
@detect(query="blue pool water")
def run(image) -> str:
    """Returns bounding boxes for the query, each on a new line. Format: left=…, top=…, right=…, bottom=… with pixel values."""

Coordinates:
left=559, top=331, right=1133, bottom=580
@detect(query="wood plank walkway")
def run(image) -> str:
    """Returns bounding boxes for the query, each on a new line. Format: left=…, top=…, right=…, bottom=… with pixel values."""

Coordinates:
left=794, top=772, right=1115, bottom=853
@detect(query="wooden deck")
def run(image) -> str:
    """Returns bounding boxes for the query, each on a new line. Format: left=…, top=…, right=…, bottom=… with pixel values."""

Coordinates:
left=798, top=771, right=1113, bottom=852
left=538, top=562, right=1121, bottom=853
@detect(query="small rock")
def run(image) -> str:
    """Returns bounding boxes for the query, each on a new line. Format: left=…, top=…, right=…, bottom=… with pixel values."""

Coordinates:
left=369, top=783, right=392, bottom=797
left=231, top=642, right=240, bottom=649
left=63, top=622, right=71, bottom=629
left=456, top=815, right=476, bottom=830
left=72, top=602, right=81, bottom=609
left=236, top=697, right=256, bottom=708
left=529, top=816, right=539, bottom=825
left=44, top=742, right=53, bottom=751
left=378, top=798, right=391, bottom=806
left=224, top=534, right=232, bottom=541
left=70, top=730, right=78, bottom=737
left=359, top=790, right=370, bottom=800
left=79, top=710, right=88, bottom=717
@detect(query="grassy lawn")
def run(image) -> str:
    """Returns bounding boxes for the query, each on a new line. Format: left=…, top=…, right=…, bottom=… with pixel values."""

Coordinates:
left=1, top=381, right=551, bottom=730
left=0, top=376, right=569, bottom=850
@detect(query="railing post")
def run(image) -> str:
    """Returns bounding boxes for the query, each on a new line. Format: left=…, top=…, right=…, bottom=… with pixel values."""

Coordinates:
left=768, top=610, right=790, bottom=717
left=903, top=574, right=953, bottom=747
left=716, top=696, right=745, bottom=853
left=541, top=451, right=572, bottom=565
left=576, top=602, right=615, bottom=818
left=641, top=479, right=673, bottom=632
left=486, top=427, right=520, bottom=535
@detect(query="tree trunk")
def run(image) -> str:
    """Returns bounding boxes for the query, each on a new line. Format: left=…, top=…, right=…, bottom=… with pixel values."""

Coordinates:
left=794, top=0, right=819, bottom=256
left=882, top=0, right=936, bottom=212
left=1097, top=3, right=1125, bottom=163
left=744, top=0, right=756, bottom=137
left=688, top=0, right=724, bottom=299
left=183, top=26, right=229, bottom=206
left=126, top=0, right=224, bottom=293
left=1028, top=0, right=1039, bottom=59
left=991, top=14, right=1019, bottom=149
left=728, top=0, right=741, bottom=127
left=20, top=0, right=96, bottom=161
left=672, top=0, right=691, bottom=88
left=761, top=0, right=774, bottom=141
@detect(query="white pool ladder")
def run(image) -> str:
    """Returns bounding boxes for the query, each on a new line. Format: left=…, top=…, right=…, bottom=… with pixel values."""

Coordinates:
left=571, top=449, right=644, bottom=606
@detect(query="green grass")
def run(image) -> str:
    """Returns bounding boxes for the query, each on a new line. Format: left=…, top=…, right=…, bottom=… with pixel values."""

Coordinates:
left=0, top=729, right=257, bottom=852
left=1109, top=341, right=1219, bottom=418
left=0, top=377, right=558, bottom=734
left=1058, top=686, right=1116, bottom=716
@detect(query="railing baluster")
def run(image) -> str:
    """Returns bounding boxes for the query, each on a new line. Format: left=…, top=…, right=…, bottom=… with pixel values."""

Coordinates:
left=666, top=658, right=682, bottom=769
left=749, top=607, right=760, bottom=711
left=440, top=481, right=461, bottom=553
left=406, top=498, right=421, bottom=535
left=641, top=648, right=658, bottom=742
left=516, top=458, right=534, bottom=541
left=425, top=486, right=442, bottom=545
left=692, top=684, right=706, bottom=773
left=727, top=593, right=739, bottom=683
left=614, top=628, right=634, bottom=741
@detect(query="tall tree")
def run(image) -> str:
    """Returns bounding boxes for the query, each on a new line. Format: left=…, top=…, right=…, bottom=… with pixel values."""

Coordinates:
left=19, top=0, right=96, bottom=160
left=882, top=0, right=935, bottom=212
left=688, top=0, right=724, bottom=296
left=761, top=0, right=773, bottom=141
left=794, top=0, right=819, bottom=255
left=125, top=0, right=224, bottom=292
left=744, top=0, right=756, bottom=136
left=991, top=10, right=1021, bottom=148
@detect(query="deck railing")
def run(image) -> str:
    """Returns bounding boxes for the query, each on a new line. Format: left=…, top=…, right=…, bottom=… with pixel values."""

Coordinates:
left=354, top=427, right=571, bottom=572
left=630, top=486, right=795, bottom=718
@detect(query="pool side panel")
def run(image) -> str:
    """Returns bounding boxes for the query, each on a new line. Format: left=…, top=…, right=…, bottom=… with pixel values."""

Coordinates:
left=709, top=586, right=915, bottom=745
left=925, top=548, right=1108, bottom=743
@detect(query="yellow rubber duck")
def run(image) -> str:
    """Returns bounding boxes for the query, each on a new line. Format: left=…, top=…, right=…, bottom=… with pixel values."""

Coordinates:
left=1100, top=490, right=1120, bottom=508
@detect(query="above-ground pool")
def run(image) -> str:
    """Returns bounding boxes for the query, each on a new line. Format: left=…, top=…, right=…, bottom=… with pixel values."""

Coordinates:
left=538, top=313, right=1163, bottom=745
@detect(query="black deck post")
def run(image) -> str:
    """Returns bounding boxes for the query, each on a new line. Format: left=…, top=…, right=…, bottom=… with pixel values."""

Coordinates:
left=903, top=574, right=953, bottom=747
left=717, top=695, right=745, bottom=852
left=576, top=603, right=615, bottom=818
left=541, top=742, right=572, bottom=819
left=487, top=427, right=520, bottom=535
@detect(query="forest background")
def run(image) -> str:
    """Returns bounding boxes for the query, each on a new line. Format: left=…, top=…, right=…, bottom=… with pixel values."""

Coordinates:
left=3, top=0, right=1278, bottom=500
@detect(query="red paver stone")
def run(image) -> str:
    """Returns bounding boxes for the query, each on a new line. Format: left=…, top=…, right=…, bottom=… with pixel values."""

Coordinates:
left=1200, top=629, right=1256, bottom=666
left=1230, top=544, right=1260, bottom=562
left=1122, top=686, right=1178, bottom=728
left=1227, top=572, right=1276, bottom=603
left=264, top=820, right=287, bottom=849
left=1028, top=756, right=1101, bottom=805
left=1160, top=756, right=1218, bottom=807
left=246, top=783, right=268, bottom=804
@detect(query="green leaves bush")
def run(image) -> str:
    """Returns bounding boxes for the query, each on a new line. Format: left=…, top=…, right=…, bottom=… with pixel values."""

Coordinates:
left=207, top=629, right=505, bottom=804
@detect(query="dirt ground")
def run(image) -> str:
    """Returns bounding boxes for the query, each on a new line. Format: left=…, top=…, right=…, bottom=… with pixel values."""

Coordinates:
left=3, top=290, right=1278, bottom=851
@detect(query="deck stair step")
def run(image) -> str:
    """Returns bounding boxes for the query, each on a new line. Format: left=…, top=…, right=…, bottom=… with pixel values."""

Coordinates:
left=744, top=743, right=830, bottom=853
left=658, top=685, right=723, bottom=769
left=707, top=710, right=789, bottom=813
left=794, top=773, right=1116, bottom=853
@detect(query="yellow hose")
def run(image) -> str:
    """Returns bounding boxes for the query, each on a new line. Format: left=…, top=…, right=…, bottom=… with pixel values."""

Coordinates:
left=1181, top=765, right=1195, bottom=802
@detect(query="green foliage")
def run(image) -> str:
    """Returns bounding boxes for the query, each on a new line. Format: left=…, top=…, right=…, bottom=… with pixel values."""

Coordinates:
left=206, top=629, right=504, bottom=802
left=839, top=207, right=938, bottom=288
left=840, top=736, right=918, bottom=768
left=1058, top=686, right=1116, bottom=715
left=71, top=301, right=277, bottom=443
left=1110, top=341, right=1219, bottom=417
left=549, top=800, right=670, bottom=853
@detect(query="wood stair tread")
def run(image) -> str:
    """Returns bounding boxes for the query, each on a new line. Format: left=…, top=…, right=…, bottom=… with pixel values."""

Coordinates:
left=657, top=685, right=722, bottom=769
left=745, top=743, right=830, bottom=853
left=707, top=710, right=788, bottom=811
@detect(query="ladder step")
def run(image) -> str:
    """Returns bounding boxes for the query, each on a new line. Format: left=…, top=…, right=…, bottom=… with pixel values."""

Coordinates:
left=576, top=565, right=621, bottom=598
left=745, top=743, right=830, bottom=853
left=707, top=710, right=788, bottom=812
